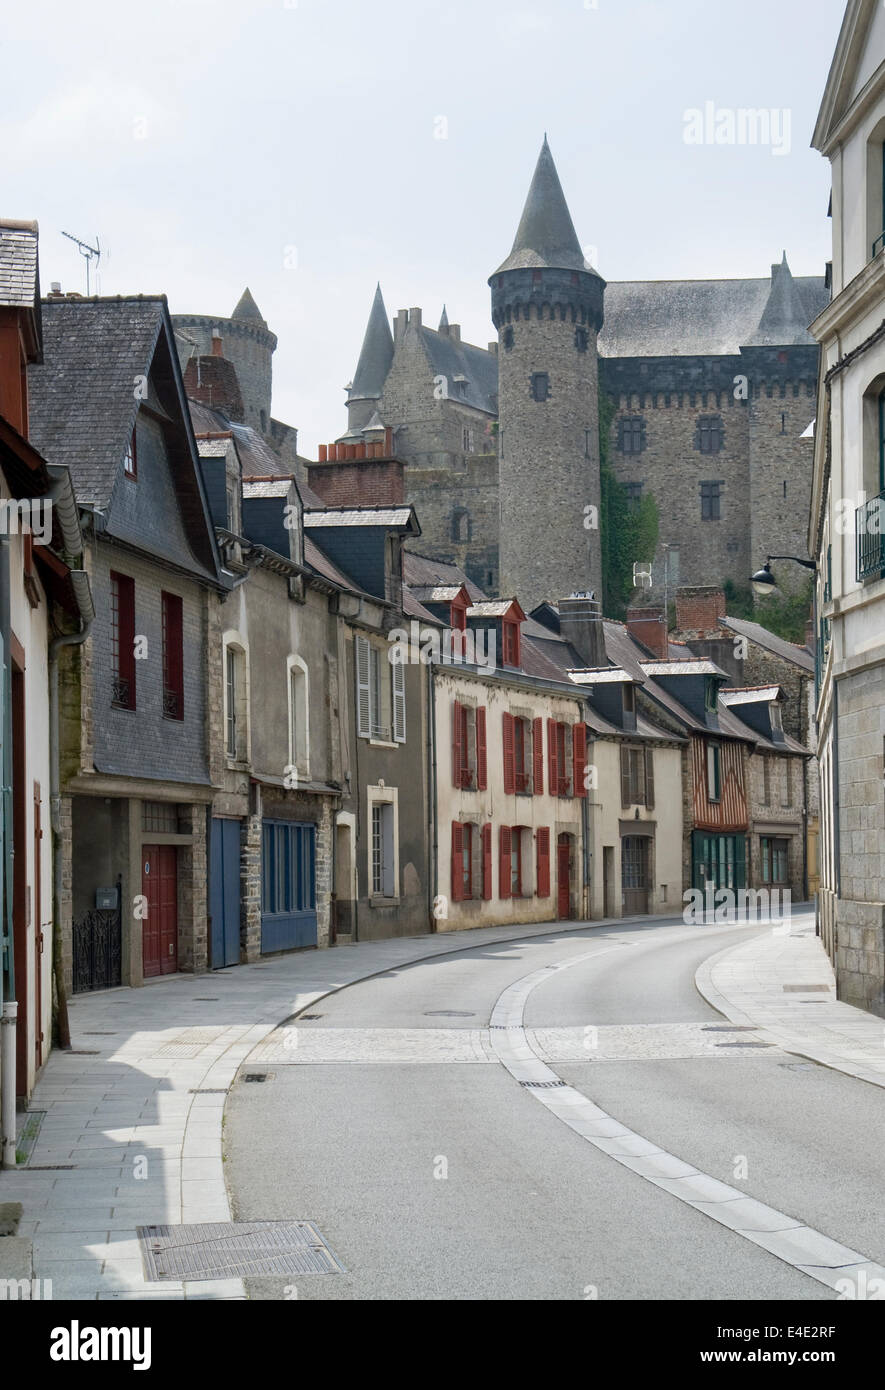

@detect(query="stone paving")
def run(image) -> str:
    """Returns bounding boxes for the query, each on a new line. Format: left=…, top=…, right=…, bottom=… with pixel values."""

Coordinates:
left=695, top=918, right=885, bottom=1088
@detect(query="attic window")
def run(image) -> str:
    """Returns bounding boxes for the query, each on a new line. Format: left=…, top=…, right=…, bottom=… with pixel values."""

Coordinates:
left=770, top=703, right=783, bottom=732
left=704, top=677, right=718, bottom=713
left=623, top=684, right=635, bottom=715
left=124, top=428, right=137, bottom=479
left=502, top=619, right=520, bottom=669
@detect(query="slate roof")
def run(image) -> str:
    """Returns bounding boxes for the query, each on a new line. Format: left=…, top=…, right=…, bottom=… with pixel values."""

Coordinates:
left=349, top=284, right=394, bottom=402
left=745, top=254, right=817, bottom=346
left=409, top=584, right=466, bottom=603
left=231, top=287, right=267, bottom=325
left=640, top=658, right=728, bottom=677
left=467, top=600, right=519, bottom=618
left=494, top=138, right=589, bottom=274
left=418, top=325, right=499, bottom=415
left=242, top=478, right=293, bottom=499
left=0, top=220, right=39, bottom=308
left=403, top=550, right=487, bottom=602
left=567, top=667, right=637, bottom=684
left=720, top=615, right=814, bottom=673
left=28, top=297, right=165, bottom=505
left=720, top=686, right=783, bottom=705
left=196, top=438, right=230, bottom=457
left=304, top=506, right=416, bottom=529
left=599, top=273, right=829, bottom=358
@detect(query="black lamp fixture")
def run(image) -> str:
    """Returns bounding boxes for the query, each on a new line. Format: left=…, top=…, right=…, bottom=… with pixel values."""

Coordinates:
left=750, top=554, right=816, bottom=599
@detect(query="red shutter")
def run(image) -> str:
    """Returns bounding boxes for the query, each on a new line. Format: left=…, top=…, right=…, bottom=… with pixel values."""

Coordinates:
left=476, top=706, right=487, bottom=790
left=481, top=823, right=493, bottom=900
left=452, top=701, right=463, bottom=788
left=502, top=712, right=515, bottom=794
left=532, top=717, right=544, bottom=795
left=451, top=822, right=462, bottom=902
left=573, top=723, right=587, bottom=799
left=499, top=825, right=511, bottom=898
left=537, top=827, right=550, bottom=897
left=547, top=719, right=558, bottom=796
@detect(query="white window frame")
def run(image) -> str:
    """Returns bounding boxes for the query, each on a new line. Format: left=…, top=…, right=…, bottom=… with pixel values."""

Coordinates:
left=287, top=653, right=310, bottom=781
left=367, top=784, right=399, bottom=901
left=222, top=630, right=250, bottom=765
left=356, top=633, right=404, bottom=744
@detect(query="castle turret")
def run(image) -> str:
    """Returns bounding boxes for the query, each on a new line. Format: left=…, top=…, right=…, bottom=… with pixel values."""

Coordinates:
left=173, top=286, right=277, bottom=434
left=346, top=283, right=394, bottom=435
left=490, top=138, right=605, bottom=611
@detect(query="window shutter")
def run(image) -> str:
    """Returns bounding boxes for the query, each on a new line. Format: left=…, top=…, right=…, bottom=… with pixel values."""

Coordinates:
left=451, top=822, right=462, bottom=902
left=481, top=823, right=493, bottom=900
left=499, top=825, right=511, bottom=898
left=537, top=827, right=550, bottom=897
left=573, top=723, right=587, bottom=799
left=620, top=745, right=631, bottom=807
left=476, top=706, right=487, bottom=790
left=452, top=700, right=463, bottom=787
left=548, top=719, right=558, bottom=796
left=502, top=712, right=515, bottom=794
left=356, top=636, right=371, bottom=737
left=644, top=746, right=655, bottom=808
left=532, top=717, right=544, bottom=795
left=392, top=660, right=406, bottom=743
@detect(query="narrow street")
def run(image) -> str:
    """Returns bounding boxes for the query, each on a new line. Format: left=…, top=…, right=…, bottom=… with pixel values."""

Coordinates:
left=226, top=912, right=885, bottom=1301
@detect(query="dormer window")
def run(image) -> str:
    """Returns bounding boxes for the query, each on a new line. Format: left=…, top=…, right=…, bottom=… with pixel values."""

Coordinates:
left=124, top=428, right=137, bottom=479
left=502, top=619, right=520, bottom=668
left=704, top=677, right=718, bottom=713
left=770, top=703, right=783, bottom=733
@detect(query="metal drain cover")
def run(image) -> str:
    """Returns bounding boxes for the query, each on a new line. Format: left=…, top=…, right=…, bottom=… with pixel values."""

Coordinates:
left=520, top=1079, right=567, bottom=1088
left=137, top=1221, right=344, bottom=1280
left=423, top=1010, right=475, bottom=1017
left=715, top=1041, right=773, bottom=1048
left=783, top=984, right=830, bottom=993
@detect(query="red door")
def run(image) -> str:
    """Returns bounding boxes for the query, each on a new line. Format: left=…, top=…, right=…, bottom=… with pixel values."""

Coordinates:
left=142, top=845, right=178, bottom=978
left=557, top=834, right=571, bottom=919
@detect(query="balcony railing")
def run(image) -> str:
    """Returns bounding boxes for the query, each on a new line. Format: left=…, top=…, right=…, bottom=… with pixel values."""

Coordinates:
left=856, top=491, right=885, bottom=581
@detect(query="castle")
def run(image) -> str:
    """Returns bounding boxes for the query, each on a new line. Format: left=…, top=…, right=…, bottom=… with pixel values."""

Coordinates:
left=175, top=139, right=829, bottom=616
left=337, top=139, right=829, bottom=611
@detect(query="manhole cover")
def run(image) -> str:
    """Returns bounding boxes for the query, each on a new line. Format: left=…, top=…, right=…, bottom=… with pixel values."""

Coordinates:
left=783, top=984, right=830, bottom=993
left=243, top=1072, right=273, bottom=1083
left=137, top=1221, right=344, bottom=1280
left=423, top=1010, right=475, bottom=1017
left=520, top=1079, right=567, bottom=1088
left=189, top=1088, right=229, bottom=1095
left=715, top=1041, right=773, bottom=1049
left=299, top=1014, right=323, bottom=1021
left=702, top=1025, right=756, bottom=1033
left=193, top=997, right=219, bottom=1002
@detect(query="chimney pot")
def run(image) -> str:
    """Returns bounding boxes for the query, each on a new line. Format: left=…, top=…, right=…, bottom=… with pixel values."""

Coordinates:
left=50, top=281, right=61, bottom=294
left=318, top=444, right=327, bottom=463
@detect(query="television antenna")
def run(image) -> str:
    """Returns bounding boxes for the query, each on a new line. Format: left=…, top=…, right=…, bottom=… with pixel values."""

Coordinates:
left=61, top=231, right=101, bottom=295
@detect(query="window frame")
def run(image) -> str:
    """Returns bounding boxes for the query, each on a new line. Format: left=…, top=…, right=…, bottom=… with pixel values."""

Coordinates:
left=110, top=571, right=136, bottom=711
left=161, top=591, right=184, bottom=721
left=706, top=741, right=722, bottom=804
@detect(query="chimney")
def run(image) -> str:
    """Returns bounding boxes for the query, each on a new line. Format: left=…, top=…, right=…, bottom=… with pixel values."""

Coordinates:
left=394, top=309, right=409, bottom=344
left=211, top=329, right=223, bottom=357
left=50, top=281, right=62, bottom=295
left=409, top=307, right=422, bottom=328
left=626, top=604, right=668, bottom=660
left=674, top=586, right=726, bottom=638
left=488, top=342, right=498, bottom=356
left=448, top=323, right=461, bottom=342
left=559, top=593, right=605, bottom=668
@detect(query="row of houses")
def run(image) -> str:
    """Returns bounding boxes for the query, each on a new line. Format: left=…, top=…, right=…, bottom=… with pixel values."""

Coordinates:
left=0, top=221, right=820, bottom=1138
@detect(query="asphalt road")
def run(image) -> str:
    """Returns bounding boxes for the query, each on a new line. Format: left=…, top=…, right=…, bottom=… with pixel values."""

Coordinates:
left=225, top=915, right=884, bottom=1300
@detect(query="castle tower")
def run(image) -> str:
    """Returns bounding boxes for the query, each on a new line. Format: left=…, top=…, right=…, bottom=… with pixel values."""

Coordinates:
left=346, top=283, right=394, bottom=435
left=490, top=137, right=605, bottom=610
left=173, top=287, right=277, bottom=435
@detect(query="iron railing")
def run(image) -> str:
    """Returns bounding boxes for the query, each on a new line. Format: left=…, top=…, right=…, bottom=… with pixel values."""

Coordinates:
left=856, top=490, right=885, bottom=581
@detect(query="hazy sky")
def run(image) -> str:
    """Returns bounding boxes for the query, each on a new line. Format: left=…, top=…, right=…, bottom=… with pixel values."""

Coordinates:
left=5, top=0, right=845, bottom=453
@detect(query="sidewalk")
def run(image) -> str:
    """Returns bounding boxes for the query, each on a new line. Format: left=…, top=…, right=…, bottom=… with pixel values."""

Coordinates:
left=696, top=919, right=885, bottom=1089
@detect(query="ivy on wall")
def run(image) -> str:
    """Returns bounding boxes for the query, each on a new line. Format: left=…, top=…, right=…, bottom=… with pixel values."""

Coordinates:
left=599, top=392, right=659, bottom=620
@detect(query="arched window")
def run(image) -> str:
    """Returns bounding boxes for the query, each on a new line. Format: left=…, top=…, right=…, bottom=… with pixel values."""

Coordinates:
left=223, top=632, right=250, bottom=763
left=287, top=654, right=310, bottom=781
left=452, top=508, right=471, bottom=543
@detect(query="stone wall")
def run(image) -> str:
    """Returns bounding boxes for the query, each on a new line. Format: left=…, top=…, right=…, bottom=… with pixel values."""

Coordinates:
left=835, top=663, right=885, bottom=1015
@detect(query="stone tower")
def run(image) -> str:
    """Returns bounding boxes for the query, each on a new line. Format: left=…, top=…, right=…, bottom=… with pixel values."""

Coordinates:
left=490, top=138, right=605, bottom=611
left=173, top=287, right=277, bottom=435
left=346, top=283, right=395, bottom=436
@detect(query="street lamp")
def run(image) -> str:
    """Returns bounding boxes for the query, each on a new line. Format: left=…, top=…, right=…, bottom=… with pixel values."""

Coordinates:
left=750, top=555, right=816, bottom=599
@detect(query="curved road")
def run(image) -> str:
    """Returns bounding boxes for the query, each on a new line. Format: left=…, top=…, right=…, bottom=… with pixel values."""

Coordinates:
left=225, top=915, right=885, bottom=1300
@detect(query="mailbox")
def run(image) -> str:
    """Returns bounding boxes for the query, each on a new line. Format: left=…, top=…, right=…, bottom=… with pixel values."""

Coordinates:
left=95, top=887, right=118, bottom=910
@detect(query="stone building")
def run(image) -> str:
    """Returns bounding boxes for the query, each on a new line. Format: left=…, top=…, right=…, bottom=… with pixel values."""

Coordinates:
left=810, top=0, right=885, bottom=1015
left=337, top=139, right=829, bottom=606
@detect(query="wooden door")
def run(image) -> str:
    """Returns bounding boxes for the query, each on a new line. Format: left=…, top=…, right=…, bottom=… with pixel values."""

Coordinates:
left=622, top=836, right=650, bottom=915
left=557, top=834, right=571, bottom=919
left=142, top=845, right=178, bottom=978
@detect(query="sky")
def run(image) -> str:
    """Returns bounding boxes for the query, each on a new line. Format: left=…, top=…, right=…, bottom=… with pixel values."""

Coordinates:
left=4, top=0, right=846, bottom=454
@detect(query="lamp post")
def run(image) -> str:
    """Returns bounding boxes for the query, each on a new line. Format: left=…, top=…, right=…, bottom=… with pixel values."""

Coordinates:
left=750, top=555, right=816, bottom=599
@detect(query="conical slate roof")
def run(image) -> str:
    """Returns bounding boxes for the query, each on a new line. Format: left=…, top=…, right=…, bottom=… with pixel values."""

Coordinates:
left=231, top=287, right=266, bottom=325
left=439, top=304, right=449, bottom=330
left=495, top=137, right=587, bottom=274
left=745, top=253, right=815, bottom=346
left=349, top=283, right=394, bottom=400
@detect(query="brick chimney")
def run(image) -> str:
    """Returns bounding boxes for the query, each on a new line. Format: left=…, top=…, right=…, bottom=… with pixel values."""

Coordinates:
left=182, top=352, right=245, bottom=422
left=674, top=586, right=726, bottom=638
left=211, top=329, right=223, bottom=357
left=308, top=438, right=405, bottom=507
left=626, top=604, right=668, bottom=659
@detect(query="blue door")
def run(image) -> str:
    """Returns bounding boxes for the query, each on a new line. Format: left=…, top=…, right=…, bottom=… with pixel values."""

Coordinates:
left=260, top=820, right=317, bottom=953
left=210, top=818, right=241, bottom=968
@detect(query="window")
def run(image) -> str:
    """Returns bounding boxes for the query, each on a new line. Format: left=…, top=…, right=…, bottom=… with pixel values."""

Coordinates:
left=547, top=719, right=573, bottom=797
left=451, top=821, right=479, bottom=902
left=761, top=836, right=788, bottom=885
left=770, top=703, right=783, bottom=734
left=462, top=824, right=473, bottom=899
left=226, top=481, right=238, bottom=532
left=620, top=745, right=654, bottom=808
left=452, top=509, right=471, bottom=543
left=262, top=821, right=316, bottom=918
left=624, top=482, right=643, bottom=509
left=530, top=372, right=550, bottom=402
left=700, top=481, right=723, bottom=521
left=502, top=619, right=520, bottom=669
left=110, top=572, right=136, bottom=710
left=503, top=326, right=514, bottom=351
left=161, top=592, right=184, bottom=720
left=618, top=417, right=645, bottom=454
left=371, top=802, right=396, bottom=897
left=707, top=742, right=721, bottom=803
left=704, top=677, right=718, bottom=713
left=453, top=701, right=486, bottom=790
left=536, top=827, right=551, bottom=897
left=355, top=635, right=404, bottom=742
left=513, top=717, right=530, bottom=794
left=575, top=326, right=589, bottom=353
left=781, top=757, right=791, bottom=809
left=288, top=657, right=310, bottom=777
left=762, top=753, right=771, bottom=805
left=623, top=683, right=636, bottom=717
left=510, top=828, right=523, bottom=896
left=462, top=427, right=474, bottom=453
left=696, top=416, right=724, bottom=454
left=225, top=647, right=248, bottom=759
left=123, top=427, right=137, bottom=479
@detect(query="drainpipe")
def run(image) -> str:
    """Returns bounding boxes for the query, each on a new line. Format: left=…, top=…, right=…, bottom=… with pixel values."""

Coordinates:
left=427, top=660, right=438, bottom=931
left=49, top=571, right=94, bottom=1053
left=0, top=533, right=14, bottom=1166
